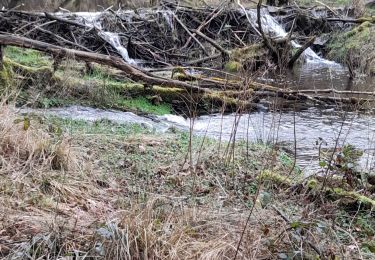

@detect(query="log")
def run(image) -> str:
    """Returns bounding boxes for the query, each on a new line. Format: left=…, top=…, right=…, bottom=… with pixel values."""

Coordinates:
left=0, top=34, right=210, bottom=93
left=325, top=17, right=375, bottom=24
left=288, top=36, right=316, bottom=68
left=186, top=53, right=221, bottom=66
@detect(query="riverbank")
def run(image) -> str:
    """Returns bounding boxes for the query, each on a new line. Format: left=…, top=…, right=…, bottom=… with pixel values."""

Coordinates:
left=0, top=104, right=374, bottom=259
left=1, top=2, right=375, bottom=259
left=2, top=46, right=261, bottom=116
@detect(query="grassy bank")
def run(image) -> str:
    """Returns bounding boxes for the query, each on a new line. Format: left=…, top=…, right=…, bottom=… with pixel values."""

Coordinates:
left=2, top=46, right=176, bottom=115
left=0, top=104, right=374, bottom=259
left=2, top=46, right=252, bottom=116
left=327, top=21, right=375, bottom=77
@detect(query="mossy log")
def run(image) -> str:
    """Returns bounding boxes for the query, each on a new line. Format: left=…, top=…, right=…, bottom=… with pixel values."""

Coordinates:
left=258, top=171, right=375, bottom=209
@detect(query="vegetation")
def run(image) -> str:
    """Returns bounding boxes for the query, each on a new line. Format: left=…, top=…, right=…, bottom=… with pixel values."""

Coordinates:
left=0, top=104, right=374, bottom=259
left=2, top=46, right=175, bottom=115
left=0, top=1, right=375, bottom=259
left=328, top=21, right=375, bottom=76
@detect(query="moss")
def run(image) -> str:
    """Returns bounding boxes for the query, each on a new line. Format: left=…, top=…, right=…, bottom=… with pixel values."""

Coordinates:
left=330, top=188, right=375, bottom=209
left=224, top=61, right=242, bottom=73
left=228, top=44, right=267, bottom=71
left=257, top=170, right=293, bottom=186
left=204, top=91, right=255, bottom=111
left=327, top=22, right=375, bottom=75
left=307, top=179, right=318, bottom=189
left=230, top=44, right=266, bottom=61
left=0, top=60, right=13, bottom=92
left=4, top=46, right=51, bottom=67
left=6, top=58, right=53, bottom=79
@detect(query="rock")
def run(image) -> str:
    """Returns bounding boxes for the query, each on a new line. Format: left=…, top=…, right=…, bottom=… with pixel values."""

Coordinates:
left=313, top=34, right=330, bottom=47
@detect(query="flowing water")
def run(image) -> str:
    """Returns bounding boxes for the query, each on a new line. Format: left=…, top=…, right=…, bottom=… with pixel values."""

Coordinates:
left=7, top=6, right=375, bottom=174
left=19, top=105, right=375, bottom=175
left=54, top=8, right=340, bottom=67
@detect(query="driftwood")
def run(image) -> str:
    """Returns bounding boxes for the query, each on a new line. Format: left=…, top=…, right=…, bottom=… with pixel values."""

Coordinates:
left=191, top=29, right=230, bottom=56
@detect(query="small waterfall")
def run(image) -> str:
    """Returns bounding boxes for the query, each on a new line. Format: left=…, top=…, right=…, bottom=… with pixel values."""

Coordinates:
left=69, top=12, right=137, bottom=65
left=159, top=10, right=174, bottom=31
left=246, top=9, right=336, bottom=65
left=72, top=12, right=103, bottom=28
left=99, top=32, right=136, bottom=65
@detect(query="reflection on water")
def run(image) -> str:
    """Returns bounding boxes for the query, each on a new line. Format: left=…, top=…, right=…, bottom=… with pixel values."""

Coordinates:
left=273, top=61, right=375, bottom=92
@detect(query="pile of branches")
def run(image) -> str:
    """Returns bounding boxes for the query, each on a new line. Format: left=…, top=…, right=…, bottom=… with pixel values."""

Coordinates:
left=0, top=2, right=261, bottom=67
left=0, top=0, right=374, bottom=108
left=0, top=0, right=359, bottom=67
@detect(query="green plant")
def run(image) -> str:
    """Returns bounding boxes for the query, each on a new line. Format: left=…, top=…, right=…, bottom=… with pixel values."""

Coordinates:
left=4, top=46, right=51, bottom=67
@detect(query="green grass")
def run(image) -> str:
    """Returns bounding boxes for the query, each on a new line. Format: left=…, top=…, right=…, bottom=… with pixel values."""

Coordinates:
left=4, top=46, right=51, bottom=67
left=328, top=22, right=373, bottom=60
left=115, top=96, right=172, bottom=115
left=2, top=46, right=173, bottom=116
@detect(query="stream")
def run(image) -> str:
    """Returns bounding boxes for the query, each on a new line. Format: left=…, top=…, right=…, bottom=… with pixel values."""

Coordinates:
left=8, top=6, right=375, bottom=174
left=20, top=105, right=375, bottom=174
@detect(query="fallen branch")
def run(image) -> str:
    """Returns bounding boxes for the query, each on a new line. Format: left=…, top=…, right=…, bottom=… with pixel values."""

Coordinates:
left=288, top=36, right=316, bottom=68
left=191, top=29, right=230, bottom=56
left=172, top=13, right=209, bottom=55
left=0, top=34, right=209, bottom=93
left=182, top=4, right=225, bottom=49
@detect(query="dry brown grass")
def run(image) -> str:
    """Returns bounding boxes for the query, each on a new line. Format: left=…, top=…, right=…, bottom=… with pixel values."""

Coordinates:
left=0, top=103, right=373, bottom=259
